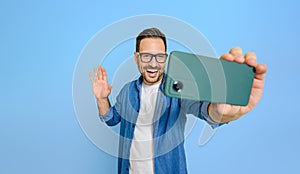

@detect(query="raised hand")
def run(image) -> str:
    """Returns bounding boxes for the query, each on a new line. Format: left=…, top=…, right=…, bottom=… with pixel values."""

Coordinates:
left=89, top=65, right=113, bottom=101
left=209, top=47, right=268, bottom=123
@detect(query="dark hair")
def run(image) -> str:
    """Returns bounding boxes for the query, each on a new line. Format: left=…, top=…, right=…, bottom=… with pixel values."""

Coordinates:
left=135, top=27, right=167, bottom=52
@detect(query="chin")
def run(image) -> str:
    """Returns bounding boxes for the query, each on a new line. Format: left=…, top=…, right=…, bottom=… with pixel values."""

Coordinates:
left=144, top=75, right=162, bottom=85
left=145, top=78, right=158, bottom=84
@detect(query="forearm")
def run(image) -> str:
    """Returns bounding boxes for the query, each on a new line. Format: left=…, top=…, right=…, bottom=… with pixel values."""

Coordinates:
left=180, top=100, right=222, bottom=128
left=97, top=98, right=111, bottom=116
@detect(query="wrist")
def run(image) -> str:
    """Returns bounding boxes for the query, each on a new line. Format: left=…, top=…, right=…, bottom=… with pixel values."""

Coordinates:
left=208, top=103, right=222, bottom=123
left=97, top=97, right=108, bottom=103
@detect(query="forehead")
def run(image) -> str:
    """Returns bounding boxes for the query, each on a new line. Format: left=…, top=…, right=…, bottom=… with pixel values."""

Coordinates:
left=139, top=38, right=165, bottom=52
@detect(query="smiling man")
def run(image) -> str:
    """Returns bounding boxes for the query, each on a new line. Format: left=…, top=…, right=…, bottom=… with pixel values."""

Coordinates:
left=89, top=28, right=267, bottom=174
left=134, top=37, right=166, bottom=85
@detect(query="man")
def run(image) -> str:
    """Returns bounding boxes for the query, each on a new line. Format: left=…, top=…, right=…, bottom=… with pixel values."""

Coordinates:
left=89, top=28, right=267, bottom=174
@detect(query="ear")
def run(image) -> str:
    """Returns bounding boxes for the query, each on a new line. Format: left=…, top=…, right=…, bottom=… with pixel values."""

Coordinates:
left=134, top=52, right=139, bottom=64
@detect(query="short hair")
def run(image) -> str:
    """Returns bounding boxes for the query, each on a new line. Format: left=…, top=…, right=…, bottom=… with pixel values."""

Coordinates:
left=135, top=27, right=167, bottom=52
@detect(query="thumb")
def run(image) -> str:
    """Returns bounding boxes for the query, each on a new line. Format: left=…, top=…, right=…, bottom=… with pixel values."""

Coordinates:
left=108, top=84, right=113, bottom=91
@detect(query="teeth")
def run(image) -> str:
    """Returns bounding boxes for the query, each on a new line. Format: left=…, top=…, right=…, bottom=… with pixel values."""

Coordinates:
left=147, top=69, right=158, bottom=73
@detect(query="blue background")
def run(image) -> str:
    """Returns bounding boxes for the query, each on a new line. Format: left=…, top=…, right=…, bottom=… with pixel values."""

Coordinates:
left=1, top=0, right=299, bottom=173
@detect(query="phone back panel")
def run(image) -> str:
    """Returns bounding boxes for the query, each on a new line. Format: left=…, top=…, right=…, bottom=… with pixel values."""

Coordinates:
left=164, top=51, right=255, bottom=106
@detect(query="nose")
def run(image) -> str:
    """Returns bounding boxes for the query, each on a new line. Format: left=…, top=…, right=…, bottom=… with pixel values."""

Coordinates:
left=149, top=55, right=158, bottom=66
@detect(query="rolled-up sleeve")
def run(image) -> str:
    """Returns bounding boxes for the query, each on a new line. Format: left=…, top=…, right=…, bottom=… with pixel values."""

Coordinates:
left=181, top=100, right=225, bottom=129
left=99, top=106, right=121, bottom=126
left=99, top=107, right=114, bottom=122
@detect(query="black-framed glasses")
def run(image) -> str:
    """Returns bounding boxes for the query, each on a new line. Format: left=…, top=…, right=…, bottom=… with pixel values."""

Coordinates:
left=137, top=52, right=168, bottom=63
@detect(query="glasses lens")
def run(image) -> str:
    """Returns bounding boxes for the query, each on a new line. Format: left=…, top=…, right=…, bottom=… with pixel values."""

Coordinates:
left=140, top=53, right=152, bottom=62
left=156, top=54, right=167, bottom=63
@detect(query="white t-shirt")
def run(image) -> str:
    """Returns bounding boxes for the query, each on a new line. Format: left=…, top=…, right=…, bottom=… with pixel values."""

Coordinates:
left=129, top=83, right=160, bottom=174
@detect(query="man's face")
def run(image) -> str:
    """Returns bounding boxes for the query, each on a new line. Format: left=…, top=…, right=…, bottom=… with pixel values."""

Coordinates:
left=134, top=38, right=166, bottom=85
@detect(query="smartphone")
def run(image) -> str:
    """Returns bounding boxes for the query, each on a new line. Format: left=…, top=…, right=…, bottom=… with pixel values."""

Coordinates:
left=164, top=51, right=255, bottom=106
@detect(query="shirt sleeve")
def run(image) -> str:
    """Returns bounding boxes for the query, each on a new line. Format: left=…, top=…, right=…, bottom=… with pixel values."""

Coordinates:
left=99, top=105, right=121, bottom=126
left=181, top=99, right=226, bottom=129
left=99, top=107, right=114, bottom=122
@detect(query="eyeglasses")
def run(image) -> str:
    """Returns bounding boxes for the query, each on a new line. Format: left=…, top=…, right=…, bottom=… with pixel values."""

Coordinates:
left=137, top=52, right=168, bottom=63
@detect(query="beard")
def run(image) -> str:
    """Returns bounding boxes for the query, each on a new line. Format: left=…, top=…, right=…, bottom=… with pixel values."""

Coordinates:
left=142, top=71, right=164, bottom=85
left=140, top=65, right=164, bottom=85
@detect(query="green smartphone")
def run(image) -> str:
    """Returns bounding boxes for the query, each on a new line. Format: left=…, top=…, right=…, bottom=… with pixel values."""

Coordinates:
left=164, top=51, right=256, bottom=106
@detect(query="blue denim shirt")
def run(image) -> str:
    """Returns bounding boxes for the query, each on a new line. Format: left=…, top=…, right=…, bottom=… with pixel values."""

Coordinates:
left=100, top=75, right=222, bottom=174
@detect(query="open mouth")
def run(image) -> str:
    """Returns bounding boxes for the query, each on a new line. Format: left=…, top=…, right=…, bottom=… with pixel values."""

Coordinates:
left=146, top=69, right=158, bottom=77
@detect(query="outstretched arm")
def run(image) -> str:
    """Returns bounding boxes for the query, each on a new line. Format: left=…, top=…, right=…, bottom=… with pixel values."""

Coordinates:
left=208, top=47, right=268, bottom=123
left=89, top=65, right=113, bottom=116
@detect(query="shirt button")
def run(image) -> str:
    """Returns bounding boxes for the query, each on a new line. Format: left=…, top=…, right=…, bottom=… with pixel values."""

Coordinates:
left=132, top=125, right=135, bottom=128
left=126, top=167, right=129, bottom=171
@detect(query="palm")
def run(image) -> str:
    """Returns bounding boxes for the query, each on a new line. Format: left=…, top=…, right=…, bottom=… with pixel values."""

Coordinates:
left=89, top=66, right=112, bottom=100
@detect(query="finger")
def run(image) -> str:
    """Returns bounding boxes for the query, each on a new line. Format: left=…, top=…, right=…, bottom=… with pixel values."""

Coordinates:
left=97, top=65, right=102, bottom=80
left=108, top=84, right=113, bottom=91
left=89, top=72, right=94, bottom=84
left=229, top=47, right=243, bottom=56
left=254, top=64, right=268, bottom=80
left=229, top=47, right=244, bottom=63
left=244, top=52, right=257, bottom=67
left=93, top=67, right=98, bottom=81
left=220, top=53, right=234, bottom=61
left=101, top=67, right=108, bottom=82
left=255, top=64, right=267, bottom=74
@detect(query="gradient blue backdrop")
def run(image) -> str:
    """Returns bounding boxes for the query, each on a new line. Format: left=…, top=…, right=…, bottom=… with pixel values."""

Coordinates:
left=1, top=0, right=299, bottom=173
